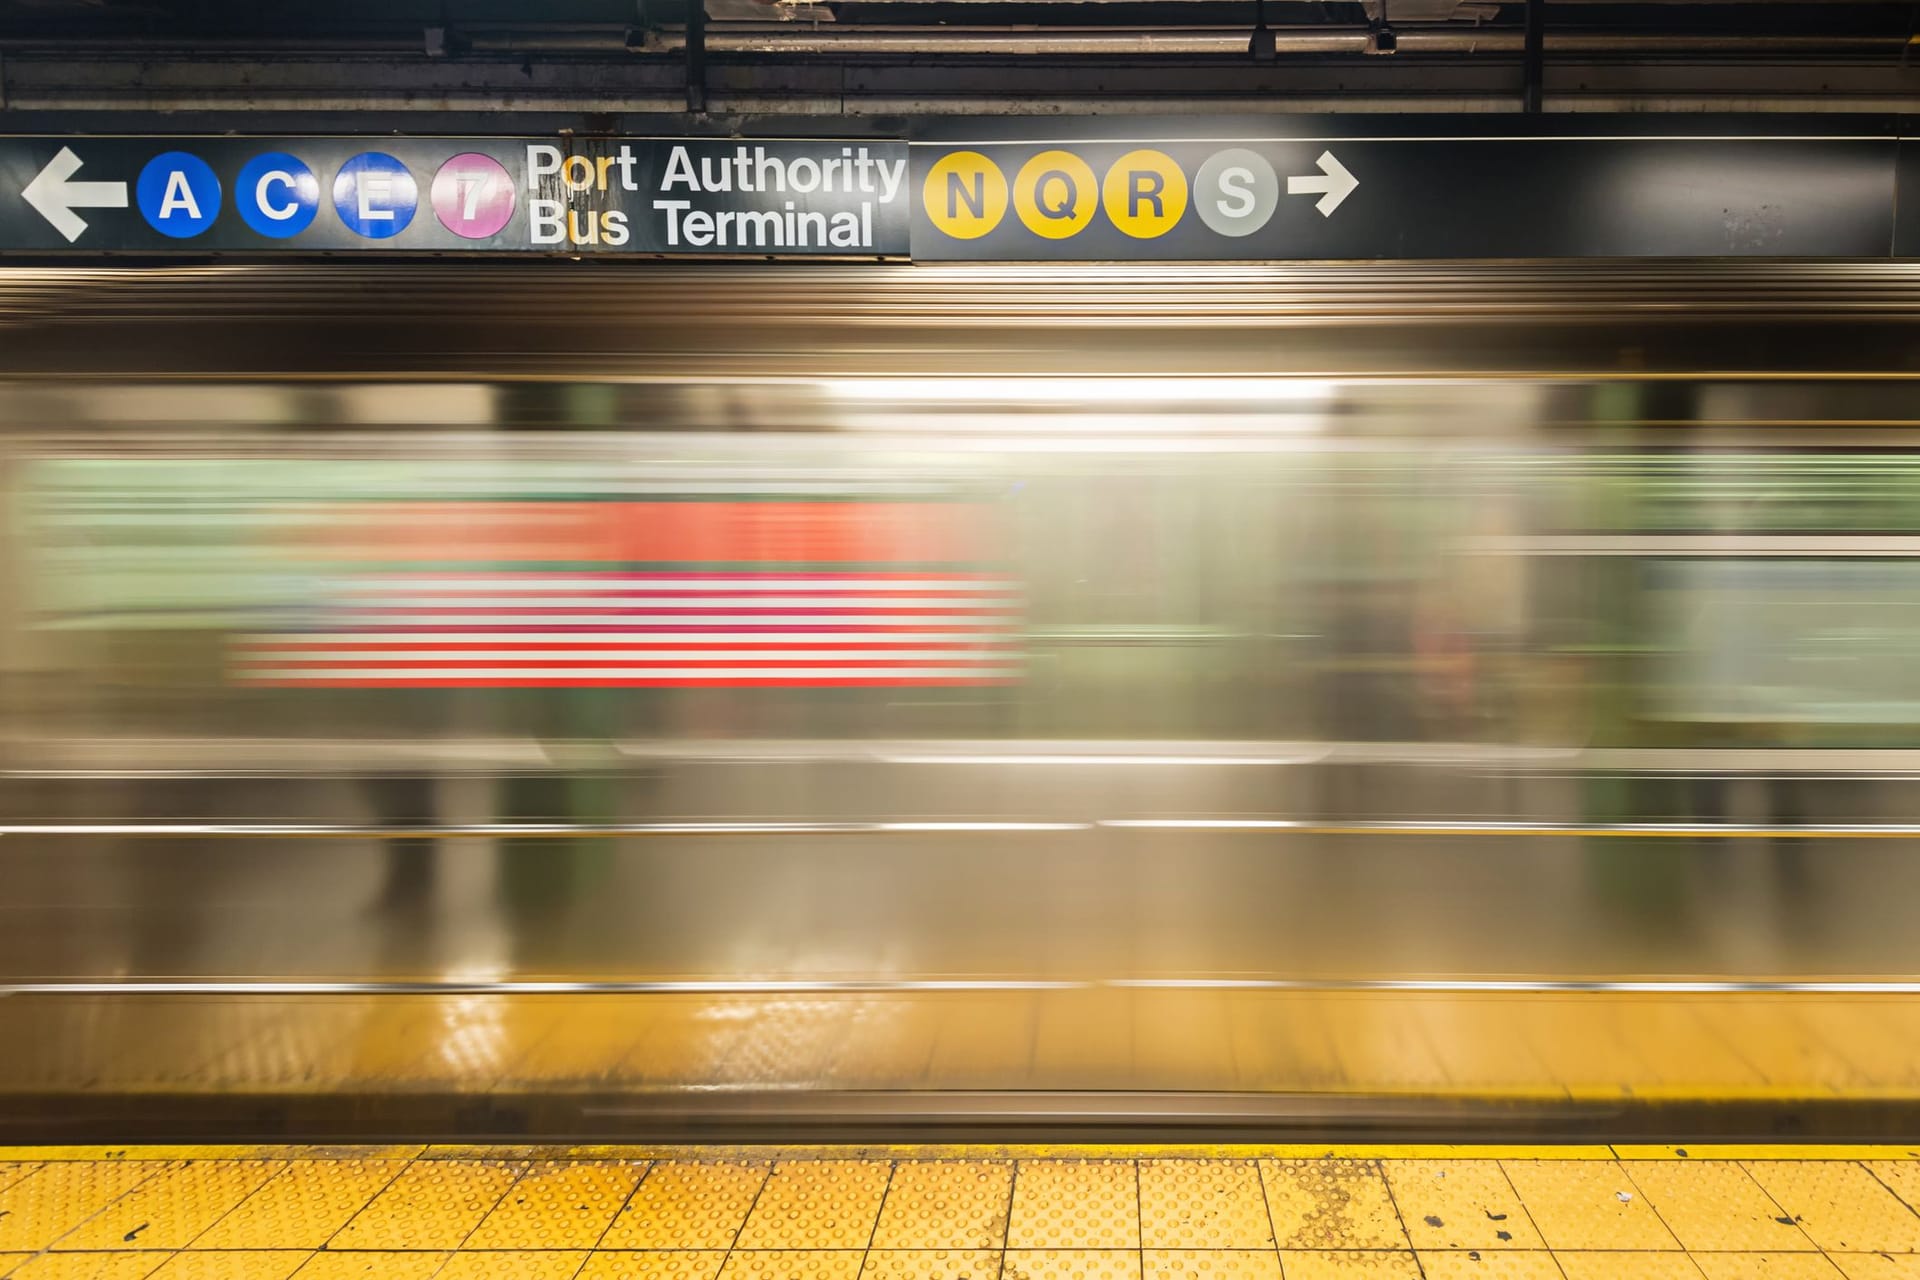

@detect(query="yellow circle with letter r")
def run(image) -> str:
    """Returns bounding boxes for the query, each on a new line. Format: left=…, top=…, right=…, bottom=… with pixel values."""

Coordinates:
left=1101, top=149, right=1188, bottom=239
left=923, top=151, right=1008, bottom=240
left=1014, top=150, right=1098, bottom=239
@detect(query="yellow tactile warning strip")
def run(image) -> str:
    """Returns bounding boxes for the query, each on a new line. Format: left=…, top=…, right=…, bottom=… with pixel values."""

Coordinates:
left=12, top=1148, right=1920, bottom=1278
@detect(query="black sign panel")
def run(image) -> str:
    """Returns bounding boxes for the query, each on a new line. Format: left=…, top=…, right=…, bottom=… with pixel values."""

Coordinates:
left=0, top=136, right=911, bottom=256
left=912, top=132, right=1898, bottom=260
left=1896, top=136, right=1920, bottom=258
left=0, top=121, right=1911, bottom=261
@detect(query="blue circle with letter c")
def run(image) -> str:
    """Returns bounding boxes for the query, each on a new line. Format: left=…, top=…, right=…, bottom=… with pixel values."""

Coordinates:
left=332, top=152, right=418, bottom=239
left=135, top=152, right=221, bottom=239
left=236, top=153, right=320, bottom=239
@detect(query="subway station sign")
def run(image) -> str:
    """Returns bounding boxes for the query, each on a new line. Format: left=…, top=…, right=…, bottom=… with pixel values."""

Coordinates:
left=0, top=121, right=1916, bottom=259
left=0, top=136, right=911, bottom=255
left=912, top=131, right=1899, bottom=259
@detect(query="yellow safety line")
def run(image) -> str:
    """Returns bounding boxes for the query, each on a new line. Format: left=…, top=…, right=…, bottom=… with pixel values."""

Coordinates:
left=425, top=1142, right=1627, bottom=1161
left=0, top=1143, right=426, bottom=1162
left=0, top=1142, right=1621, bottom=1162
left=1612, top=1144, right=1920, bottom=1160
left=11, top=1141, right=1920, bottom=1162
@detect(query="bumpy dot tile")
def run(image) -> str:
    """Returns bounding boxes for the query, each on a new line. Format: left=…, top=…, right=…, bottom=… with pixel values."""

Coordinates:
left=6, top=1255, right=178, bottom=1280
left=1827, top=1255, right=1920, bottom=1279
left=1626, top=1161, right=1816, bottom=1253
left=435, top=1251, right=591, bottom=1279
left=57, top=1161, right=285, bottom=1251
left=862, top=1249, right=1002, bottom=1280
left=1143, top=1248, right=1282, bottom=1280
left=1008, top=1162, right=1139, bottom=1249
left=0, top=1162, right=164, bottom=1252
left=281, top=1251, right=451, bottom=1278
left=600, top=1162, right=767, bottom=1251
left=717, top=1250, right=865, bottom=1280
left=1552, top=1254, right=1701, bottom=1280
left=1691, top=1255, right=1846, bottom=1280
left=872, top=1163, right=1012, bottom=1250
left=1414, top=1253, right=1565, bottom=1280
left=465, top=1161, right=645, bottom=1249
left=1498, top=1161, right=1678, bottom=1252
left=1275, top=1253, right=1422, bottom=1279
left=575, top=1252, right=728, bottom=1280
left=735, top=1161, right=891, bottom=1251
left=143, top=1251, right=310, bottom=1280
left=1381, top=1161, right=1541, bottom=1251
left=194, top=1160, right=406, bottom=1250
left=325, top=1160, right=523, bottom=1251
left=1003, top=1249, right=1142, bottom=1280
left=1260, top=1161, right=1409, bottom=1251
left=1140, top=1160, right=1273, bottom=1249
left=1747, top=1162, right=1920, bottom=1253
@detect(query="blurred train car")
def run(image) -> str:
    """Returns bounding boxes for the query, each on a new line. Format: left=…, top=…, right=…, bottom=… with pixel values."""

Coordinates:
left=2, top=262, right=1919, bottom=1138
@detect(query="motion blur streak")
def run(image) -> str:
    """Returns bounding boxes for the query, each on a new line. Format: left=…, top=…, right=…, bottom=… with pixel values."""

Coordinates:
left=6, top=262, right=1920, bottom=1139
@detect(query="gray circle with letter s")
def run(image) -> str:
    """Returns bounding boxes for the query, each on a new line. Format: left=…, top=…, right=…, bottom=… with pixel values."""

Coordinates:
left=1195, top=148, right=1279, bottom=238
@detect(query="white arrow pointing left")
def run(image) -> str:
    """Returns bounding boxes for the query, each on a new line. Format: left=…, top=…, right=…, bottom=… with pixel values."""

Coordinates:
left=22, top=147, right=128, bottom=243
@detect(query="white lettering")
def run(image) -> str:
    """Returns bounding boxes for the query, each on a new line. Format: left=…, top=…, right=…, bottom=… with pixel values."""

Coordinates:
left=256, top=170, right=298, bottom=220
left=1216, top=166, right=1256, bottom=218
left=159, top=170, right=201, bottom=220
left=654, top=198, right=691, bottom=245
left=786, top=156, right=820, bottom=194
left=526, top=144, right=563, bottom=188
left=603, top=209, right=630, bottom=246
left=661, top=146, right=698, bottom=191
left=874, top=156, right=906, bottom=204
left=530, top=197, right=566, bottom=244
left=733, top=209, right=782, bottom=247
left=357, top=174, right=394, bottom=223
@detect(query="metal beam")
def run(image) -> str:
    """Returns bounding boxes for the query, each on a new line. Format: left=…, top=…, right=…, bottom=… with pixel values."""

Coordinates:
left=1524, top=0, right=1546, bottom=111
left=0, top=49, right=1916, bottom=115
left=685, top=0, right=708, bottom=112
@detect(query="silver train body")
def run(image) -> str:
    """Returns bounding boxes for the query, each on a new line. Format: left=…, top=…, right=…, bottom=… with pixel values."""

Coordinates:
left=2, top=262, right=1919, bottom=1139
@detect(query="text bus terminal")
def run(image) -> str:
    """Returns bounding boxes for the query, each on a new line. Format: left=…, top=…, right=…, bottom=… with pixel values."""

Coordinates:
left=525, top=142, right=907, bottom=249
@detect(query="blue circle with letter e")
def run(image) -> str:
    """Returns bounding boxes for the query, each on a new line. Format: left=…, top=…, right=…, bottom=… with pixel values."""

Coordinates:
left=135, top=152, right=221, bottom=239
left=332, top=153, right=417, bottom=239
left=236, top=153, right=320, bottom=239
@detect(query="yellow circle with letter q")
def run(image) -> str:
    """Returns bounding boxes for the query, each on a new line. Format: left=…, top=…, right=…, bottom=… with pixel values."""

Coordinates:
left=1101, top=149, right=1188, bottom=239
left=1014, top=150, right=1098, bottom=239
left=923, top=150, right=1008, bottom=240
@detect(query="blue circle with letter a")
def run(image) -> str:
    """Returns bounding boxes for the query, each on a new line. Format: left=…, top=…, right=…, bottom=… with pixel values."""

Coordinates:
left=236, top=153, right=320, bottom=239
left=135, top=152, right=221, bottom=239
left=332, top=152, right=418, bottom=239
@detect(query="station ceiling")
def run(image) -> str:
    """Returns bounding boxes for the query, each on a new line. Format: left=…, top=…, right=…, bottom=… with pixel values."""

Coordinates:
left=1, top=0, right=1916, bottom=113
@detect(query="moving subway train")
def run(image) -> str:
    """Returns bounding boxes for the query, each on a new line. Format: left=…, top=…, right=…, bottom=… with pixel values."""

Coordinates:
left=2, top=261, right=1920, bottom=1140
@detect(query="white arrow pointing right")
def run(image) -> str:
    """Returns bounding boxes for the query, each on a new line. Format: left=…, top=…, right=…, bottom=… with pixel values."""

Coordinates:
left=22, top=146, right=129, bottom=243
left=1286, top=150, right=1359, bottom=217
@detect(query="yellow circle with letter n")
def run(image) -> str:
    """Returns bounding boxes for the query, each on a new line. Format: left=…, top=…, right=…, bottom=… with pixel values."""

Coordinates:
left=923, top=150, right=1009, bottom=240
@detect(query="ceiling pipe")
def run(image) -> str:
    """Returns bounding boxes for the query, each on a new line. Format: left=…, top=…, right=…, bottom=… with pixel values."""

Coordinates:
left=0, top=28, right=1911, bottom=58
left=1523, top=0, right=1545, bottom=108
left=642, top=25, right=1909, bottom=55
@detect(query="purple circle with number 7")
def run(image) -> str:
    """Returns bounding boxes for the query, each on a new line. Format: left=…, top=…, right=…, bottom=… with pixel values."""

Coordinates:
left=430, top=153, right=515, bottom=239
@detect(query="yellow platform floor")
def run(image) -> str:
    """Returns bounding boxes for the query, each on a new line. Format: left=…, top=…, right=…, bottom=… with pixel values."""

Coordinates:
left=3, top=1145, right=1920, bottom=1279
